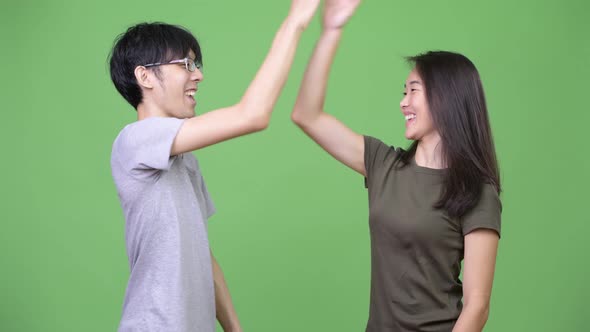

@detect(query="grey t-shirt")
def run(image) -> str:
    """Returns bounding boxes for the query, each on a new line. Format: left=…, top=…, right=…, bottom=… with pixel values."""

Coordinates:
left=363, top=136, right=501, bottom=332
left=111, top=117, right=216, bottom=332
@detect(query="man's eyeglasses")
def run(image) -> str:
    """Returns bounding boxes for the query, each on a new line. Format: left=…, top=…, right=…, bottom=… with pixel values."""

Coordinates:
left=143, top=58, right=202, bottom=72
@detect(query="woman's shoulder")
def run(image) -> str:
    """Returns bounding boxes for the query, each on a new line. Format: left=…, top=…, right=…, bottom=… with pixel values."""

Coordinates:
left=364, top=135, right=403, bottom=156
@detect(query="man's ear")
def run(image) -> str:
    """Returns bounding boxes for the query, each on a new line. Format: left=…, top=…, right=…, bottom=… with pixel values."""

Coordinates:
left=134, top=66, right=154, bottom=89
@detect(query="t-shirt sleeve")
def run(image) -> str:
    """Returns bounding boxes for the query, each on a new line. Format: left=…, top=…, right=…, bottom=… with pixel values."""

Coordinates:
left=364, top=135, right=395, bottom=188
left=200, top=173, right=216, bottom=219
left=114, top=117, right=185, bottom=179
left=461, top=184, right=502, bottom=238
left=192, top=158, right=216, bottom=219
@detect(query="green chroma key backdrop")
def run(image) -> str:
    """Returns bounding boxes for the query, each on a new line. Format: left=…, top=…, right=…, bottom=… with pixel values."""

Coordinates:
left=1, top=0, right=588, bottom=331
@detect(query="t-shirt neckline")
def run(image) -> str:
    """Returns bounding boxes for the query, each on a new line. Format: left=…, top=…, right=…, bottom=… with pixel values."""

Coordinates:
left=410, top=156, right=446, bottom=175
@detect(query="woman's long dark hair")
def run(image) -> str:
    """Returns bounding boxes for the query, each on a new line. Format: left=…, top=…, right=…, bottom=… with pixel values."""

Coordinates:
left=396, top=51, right=500, bottom=219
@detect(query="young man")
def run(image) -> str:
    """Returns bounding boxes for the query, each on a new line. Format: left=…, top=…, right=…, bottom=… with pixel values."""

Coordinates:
left=108, top=1, right=319, bottom=331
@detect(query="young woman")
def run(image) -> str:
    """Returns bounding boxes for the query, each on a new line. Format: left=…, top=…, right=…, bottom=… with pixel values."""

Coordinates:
left=291, top=1, right=501, bottom=331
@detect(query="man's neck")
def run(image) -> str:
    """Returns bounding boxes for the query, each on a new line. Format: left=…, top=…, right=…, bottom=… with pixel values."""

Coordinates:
left=136, top=101, right=166, bottom=121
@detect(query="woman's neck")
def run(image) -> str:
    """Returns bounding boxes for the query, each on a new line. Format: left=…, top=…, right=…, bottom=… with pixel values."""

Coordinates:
left=415, top=133, right=446, bottom=169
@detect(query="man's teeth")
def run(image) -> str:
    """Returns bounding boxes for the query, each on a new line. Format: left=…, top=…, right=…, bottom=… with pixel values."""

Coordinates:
left=185, top=91, right=196, bottom=96
left=405, top=114, right=416, bottom=121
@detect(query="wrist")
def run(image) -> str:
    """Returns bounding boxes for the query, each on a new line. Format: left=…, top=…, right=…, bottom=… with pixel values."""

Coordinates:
left=224, top=324, right=243, bottom=332
left=285, top=14, right=310, bottom=31
left=319, top=28, right=343, bottom=43
left=321, top=26, right=344, bottom=35
left=220, top=317, right=242, bottom=332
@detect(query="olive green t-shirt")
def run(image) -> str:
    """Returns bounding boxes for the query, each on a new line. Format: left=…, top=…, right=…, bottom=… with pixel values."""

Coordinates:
left=363, top=136, right=501, bottom=332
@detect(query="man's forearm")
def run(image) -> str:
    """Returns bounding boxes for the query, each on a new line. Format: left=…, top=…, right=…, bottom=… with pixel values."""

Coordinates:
left=211, top=254, right=242, bottom=332
left=239, top=17, right=305, bottom=124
